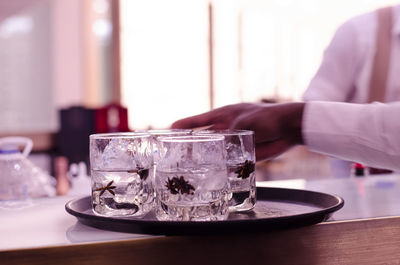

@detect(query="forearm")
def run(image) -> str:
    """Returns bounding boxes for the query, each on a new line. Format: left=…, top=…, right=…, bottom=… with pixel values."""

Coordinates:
left=275, top=103, right=305, bottom=146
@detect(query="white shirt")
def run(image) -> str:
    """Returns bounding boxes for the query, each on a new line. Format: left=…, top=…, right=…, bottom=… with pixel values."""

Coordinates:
left=303, top=5, right=400, bottom=103
left=303, top=101, right=400, bottom=172
left=302, top=6, right=400, bottom=176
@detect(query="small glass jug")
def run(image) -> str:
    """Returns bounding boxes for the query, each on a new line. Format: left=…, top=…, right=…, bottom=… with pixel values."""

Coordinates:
left=0, top=137, right=55, bottom=201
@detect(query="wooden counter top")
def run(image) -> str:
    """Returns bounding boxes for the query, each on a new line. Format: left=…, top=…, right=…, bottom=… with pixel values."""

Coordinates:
left=2, top=175, right=400, bottom=264
left=3, top=216, right=400, bottom=265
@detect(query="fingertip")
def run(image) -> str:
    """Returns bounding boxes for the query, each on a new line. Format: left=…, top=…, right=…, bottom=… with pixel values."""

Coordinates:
left=170, top=119, right=190, bottom=129
left=171, top=112, right=215, bottom=129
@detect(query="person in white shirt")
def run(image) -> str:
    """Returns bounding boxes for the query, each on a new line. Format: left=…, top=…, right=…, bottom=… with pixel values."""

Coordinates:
left=303, top=5, right=400, bottom=176
left=303, top=6, right=400, bottom=103
left=171, top=101, right=400, bottom=172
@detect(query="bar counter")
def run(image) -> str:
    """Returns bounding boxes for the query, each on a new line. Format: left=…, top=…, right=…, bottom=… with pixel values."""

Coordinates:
left=2, top=174, right=400, bottom=264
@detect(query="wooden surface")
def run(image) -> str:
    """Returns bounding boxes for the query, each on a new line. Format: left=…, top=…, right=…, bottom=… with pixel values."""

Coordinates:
left=2, top=216, right=400, bottom=265
left=0, top=132, right=54, bottom=151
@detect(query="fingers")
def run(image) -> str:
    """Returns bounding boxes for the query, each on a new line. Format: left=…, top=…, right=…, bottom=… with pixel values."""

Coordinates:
left=255, top=140, right=294, bottom=161
left=171, top=112, right=214, bottom=129
left=171, top=105, right=236, bottom=129
left=171, top=102, right=267, bottom=131
left=231, top=108, right=279, bottom=143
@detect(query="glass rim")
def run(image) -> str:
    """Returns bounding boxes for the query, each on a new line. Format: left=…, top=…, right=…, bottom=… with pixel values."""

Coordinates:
left=157, top=135, right=225, bottom=143
left=148, top=129, right=192, bottom=135
left=193, top=129, right=254, bottom=136
left=89, top=132, right=151, bottom=139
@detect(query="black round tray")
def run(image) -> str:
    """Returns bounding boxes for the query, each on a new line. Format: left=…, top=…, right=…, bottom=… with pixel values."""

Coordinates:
left=65, top=187, right=344, bottom=235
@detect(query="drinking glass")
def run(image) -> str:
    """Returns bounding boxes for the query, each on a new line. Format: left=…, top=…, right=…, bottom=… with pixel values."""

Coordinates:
left=89, top=132, right=154, bottom=217
left=195, top=130, right=256, bottom=211
left=155, top=135, right=230, bottom=221
left=148, top=129, right=192, bottom=165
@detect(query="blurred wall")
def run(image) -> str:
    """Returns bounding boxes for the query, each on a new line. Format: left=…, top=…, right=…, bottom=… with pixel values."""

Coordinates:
left=51, top=0, right=85, bottom=109
left=0, top=0, right=112, bottom=135
left=0, top=1, right=57, bottom=133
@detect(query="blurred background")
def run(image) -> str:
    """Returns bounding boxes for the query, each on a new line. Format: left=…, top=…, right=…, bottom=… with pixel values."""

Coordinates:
left=0, top=0, right=397, bottom=183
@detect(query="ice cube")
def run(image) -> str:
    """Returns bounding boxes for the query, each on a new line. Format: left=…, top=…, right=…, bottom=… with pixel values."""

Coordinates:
left=101, top=139, right=137, bottom=169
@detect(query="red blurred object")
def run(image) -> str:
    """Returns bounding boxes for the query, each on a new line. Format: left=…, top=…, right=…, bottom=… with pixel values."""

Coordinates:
left=354, top=163, right=364, bottom=169
left=353, top=163, right=366, bottom=177
left=95, top=103, right=130, bottom=133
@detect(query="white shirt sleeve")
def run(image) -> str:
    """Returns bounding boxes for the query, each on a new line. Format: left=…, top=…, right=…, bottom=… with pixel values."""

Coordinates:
left=303, top=101, right=400, bottom=171
left=303, top=20, right=360, bottom=102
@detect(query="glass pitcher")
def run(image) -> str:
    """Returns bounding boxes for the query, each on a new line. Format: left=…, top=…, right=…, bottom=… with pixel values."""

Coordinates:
left=0, top=137, right=55, bottom=201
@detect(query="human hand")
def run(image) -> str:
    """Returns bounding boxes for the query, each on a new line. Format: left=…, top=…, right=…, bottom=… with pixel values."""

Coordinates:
left=171, top=102, right=305, bottom=160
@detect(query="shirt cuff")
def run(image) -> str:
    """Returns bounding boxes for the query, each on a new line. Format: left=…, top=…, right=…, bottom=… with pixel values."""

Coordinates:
left=302, top=101, right=373, bottom=162
left=302, top=101, right=400, bottom=171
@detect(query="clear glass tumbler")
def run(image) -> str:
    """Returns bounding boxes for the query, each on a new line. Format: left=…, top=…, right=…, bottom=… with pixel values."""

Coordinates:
left=195, top=130, right=256, bottom=212
left=148, top=129, right=192, bottom=165
left=155, top=135, right=230, bottom=221
left=89, top=132, right=154, bottom=217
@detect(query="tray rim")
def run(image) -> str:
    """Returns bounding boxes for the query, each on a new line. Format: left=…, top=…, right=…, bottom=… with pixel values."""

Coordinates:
left=65, top=186, right=344, bottom=234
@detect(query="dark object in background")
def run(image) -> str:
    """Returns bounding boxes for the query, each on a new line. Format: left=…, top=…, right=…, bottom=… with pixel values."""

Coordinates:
left=353, top=163, right=366, bottom=177
left=59, top=106, right=95, bottom=165
left=260, top=98, right=277, bottom=104
left=58, top=104, right=130, bottom=174
left=369, top=167, right=393, bottom=175
left=95, top=103, right=130, bottom=133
